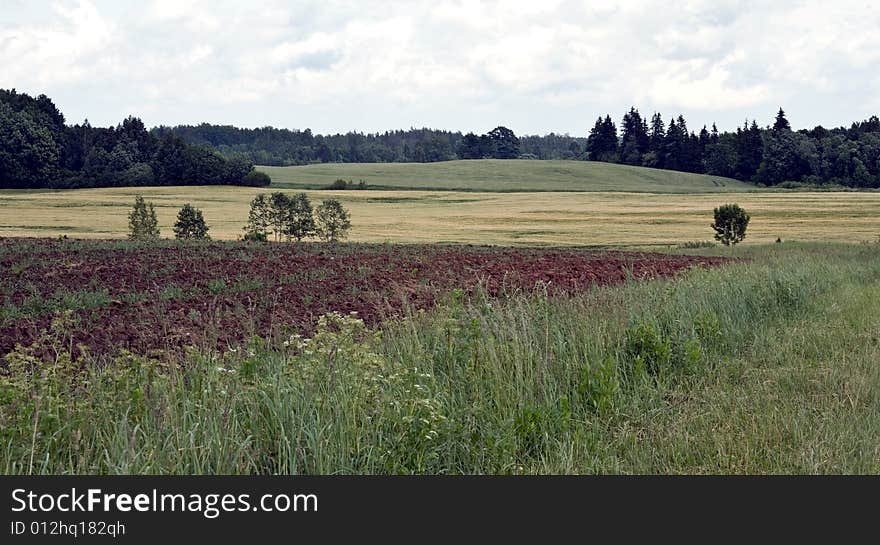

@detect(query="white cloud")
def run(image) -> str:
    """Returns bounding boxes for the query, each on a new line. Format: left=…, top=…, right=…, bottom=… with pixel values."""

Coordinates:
left=2, top=0, right=879, bottom=133
left=0, top=0, right=118, bottom=85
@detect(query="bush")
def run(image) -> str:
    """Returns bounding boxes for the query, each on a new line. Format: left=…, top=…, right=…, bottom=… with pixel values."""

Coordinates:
left=677, top=240, right=716, bottom=249
left=242, top=231, right=268, bottom=242
left=173, top=203, right=210, bottom=240
left=711, top=203, right=750, bottom=246
left=326, top=178, right=350, bottom=190
left=622, top=322, right=672, bottom=377
left=128, top=195, right=160, bottom=240
left=241, top=170, right=271, bottom=187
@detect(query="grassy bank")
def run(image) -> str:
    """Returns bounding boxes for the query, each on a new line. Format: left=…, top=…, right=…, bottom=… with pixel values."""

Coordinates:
left=2, top=243, right=879, bottom=474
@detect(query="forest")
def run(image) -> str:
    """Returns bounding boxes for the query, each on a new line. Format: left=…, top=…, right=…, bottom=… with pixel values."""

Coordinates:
left=152, top=124, right=585, bottom=165
left=162, top=108, right=880, bottom=188
left=0, top=89, right=267, bottom=189
left=3, top=87, right=880, bottom=189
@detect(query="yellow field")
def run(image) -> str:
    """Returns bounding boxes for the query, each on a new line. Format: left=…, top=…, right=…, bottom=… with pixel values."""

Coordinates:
left=1, top=186, right=877, bottom=247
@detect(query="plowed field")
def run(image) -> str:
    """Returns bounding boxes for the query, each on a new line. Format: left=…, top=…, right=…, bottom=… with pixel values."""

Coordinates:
left=0, top=238, right=728, bottom=359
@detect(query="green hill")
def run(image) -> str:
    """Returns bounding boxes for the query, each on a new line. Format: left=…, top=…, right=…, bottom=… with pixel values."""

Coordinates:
left=259, top=159, right=755, bottom=193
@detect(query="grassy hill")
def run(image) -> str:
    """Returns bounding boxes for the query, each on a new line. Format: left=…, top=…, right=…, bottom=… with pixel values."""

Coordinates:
left=259, top=159, right=755, bottom=193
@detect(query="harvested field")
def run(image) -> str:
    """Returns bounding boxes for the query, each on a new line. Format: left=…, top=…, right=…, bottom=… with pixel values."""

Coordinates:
left=0, top=238, right=727, bottom=359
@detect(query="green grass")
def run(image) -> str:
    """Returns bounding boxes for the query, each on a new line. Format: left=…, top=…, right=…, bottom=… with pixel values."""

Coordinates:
left=3, top=242, right=879, bottom=474
left=260, top=159, right=755, bottom=193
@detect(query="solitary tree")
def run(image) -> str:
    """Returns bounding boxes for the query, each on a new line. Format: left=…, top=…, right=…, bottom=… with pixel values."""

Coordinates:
left=128, top=195, right=160, bottom=240
left=711, top=204, right=750, bottom=246
left=243, top=193, right=270, bottom=241
left=314, top=199, right=351, bottom=242
left=285, top=193, right=315, bottom=242
left=173, top=203, right=209, bottom=240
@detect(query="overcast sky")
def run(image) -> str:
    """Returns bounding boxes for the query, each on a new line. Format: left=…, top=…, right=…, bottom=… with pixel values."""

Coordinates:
left=2, top=0, right=879, bottom=135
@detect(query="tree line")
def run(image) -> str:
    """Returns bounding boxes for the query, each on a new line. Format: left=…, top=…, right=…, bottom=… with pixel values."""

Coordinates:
left=164, top=108, right=880, bottom=189
left=1, top=89, right=270, bottom=189
left=5, top=86, right=880, bottom=189
left=153, top=124, right=587, bottom=165
left=128, top=193, right=351, bottom=243
left=586, top=107, right=880, bottom=188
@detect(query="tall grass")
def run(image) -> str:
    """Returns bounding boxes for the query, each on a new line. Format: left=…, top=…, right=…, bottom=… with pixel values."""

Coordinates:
left=2, top=243, right=879, bottom=474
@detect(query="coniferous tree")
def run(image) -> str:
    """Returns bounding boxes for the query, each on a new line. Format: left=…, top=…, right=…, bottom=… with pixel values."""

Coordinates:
left=735, top=120, right=763, bottom=180
left=586, top=115, right=618, bottom=162
left=644, top=113, right=666, bottom=167
left=620, top=107, right=649, bottom=165
left=663, top=118, right=682, bottom=171
left=773, top=108, right=791, bottom=132
left=698, top=125, right=711, bottom=155
left=703, top=132, right=738, bottom=177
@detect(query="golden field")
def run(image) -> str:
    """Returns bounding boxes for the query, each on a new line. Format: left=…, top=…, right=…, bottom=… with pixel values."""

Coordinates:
left=1, top=186, right=877, bottom=247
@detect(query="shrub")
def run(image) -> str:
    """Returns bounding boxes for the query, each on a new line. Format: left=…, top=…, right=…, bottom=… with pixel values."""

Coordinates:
left=173, top=203, right=209, bottom=240
left=314, top=199, right=352, bottom=242
left=576, top=356, right=618, bottom=414
left=677, top=240, right=716, bottom=249
left=128, top=195, right=160, bottom=240
left=241, top=170, right=271, bottom=187
left=622, top=321, right=672, bottom=377
left=242, top=231, right=268, bottom=242
left=711, top=203, right=750, bottom=246
left=325, top=178, right=350, bottom=190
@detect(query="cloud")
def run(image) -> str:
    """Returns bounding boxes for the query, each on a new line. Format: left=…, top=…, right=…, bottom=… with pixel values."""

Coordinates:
left=0, top=0, right=119, bottom=86
left=2, top=0, right=879, bottom=133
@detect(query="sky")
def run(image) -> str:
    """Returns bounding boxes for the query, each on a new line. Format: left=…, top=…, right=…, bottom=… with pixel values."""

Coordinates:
left=2, top=0, right=880, bottom=135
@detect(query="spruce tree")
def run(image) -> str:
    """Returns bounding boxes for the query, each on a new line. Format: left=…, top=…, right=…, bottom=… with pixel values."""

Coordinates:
left=773, top=108, right=791, bottom=131
left=620, top=107, right=649, bottom=165
left=587, top=116, right=619, bottom=162
left=663, top=118, right=682, bottom=171
left=735, top=120, right=764, bottom=180
left=646, top=112, right=666, bottom=167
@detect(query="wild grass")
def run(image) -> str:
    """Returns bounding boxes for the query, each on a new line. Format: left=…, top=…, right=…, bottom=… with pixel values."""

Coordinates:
left=2, top=242, right=879, bottom=474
